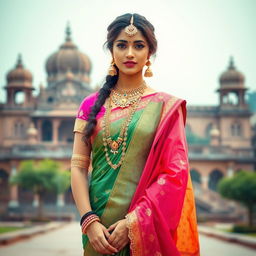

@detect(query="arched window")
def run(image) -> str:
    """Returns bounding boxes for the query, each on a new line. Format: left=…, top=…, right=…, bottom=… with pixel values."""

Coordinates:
left=0, top=169, right=9, bottom=203
left=208, top=169, right=224, bottom=191
left=231, top=122, right=242, bottom=137
left=58, top=120, right=74, bottom=143
left=205, top=123, right=213, bottom=138
left=14, top=122, right=25, bottom=137
left=42, top=120, right=53, bottom=141
left=14, top=91, right=25, bottom=104
left=190, top=169, right=201, bottom=184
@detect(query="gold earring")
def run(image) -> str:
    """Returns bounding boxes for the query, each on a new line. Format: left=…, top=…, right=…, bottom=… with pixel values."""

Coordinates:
left=108, top=59, right=117, bottom=76
left=144, top=60, right=153, bottom=77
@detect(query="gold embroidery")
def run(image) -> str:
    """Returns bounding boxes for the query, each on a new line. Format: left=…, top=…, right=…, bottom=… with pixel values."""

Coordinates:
left=79, top=110, right=84, bottom=117
left=126, top=210, right=144, bottom=256
left=73, top=118, right=87, bottom=133
left=159, top=96, right=178, bottom=124
left=180, top=160, right=186, bottom=165
left=146, top=208, right=152, bottom=216
left=157, top=177, right=166, bottom=185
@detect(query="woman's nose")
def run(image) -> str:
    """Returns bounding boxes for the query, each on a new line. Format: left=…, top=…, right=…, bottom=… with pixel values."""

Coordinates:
left=126, top=46, right=134, bottom=59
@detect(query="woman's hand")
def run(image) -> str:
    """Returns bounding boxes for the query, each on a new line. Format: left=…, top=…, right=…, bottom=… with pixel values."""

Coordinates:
left=107, top=219, right=129, bottom=251
left=86, top=221, right=118, bottom=255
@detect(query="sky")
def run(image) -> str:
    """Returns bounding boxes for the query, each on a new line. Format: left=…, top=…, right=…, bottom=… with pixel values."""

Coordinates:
left=0, top=0, right=255, bottom=106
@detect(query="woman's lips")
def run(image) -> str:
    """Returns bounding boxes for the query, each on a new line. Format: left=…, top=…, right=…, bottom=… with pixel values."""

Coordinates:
left=124, top=62, right=137, bottom=68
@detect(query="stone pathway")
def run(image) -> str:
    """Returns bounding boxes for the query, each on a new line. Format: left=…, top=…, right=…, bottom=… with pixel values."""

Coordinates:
left=0, top=221, right=255, bottom=256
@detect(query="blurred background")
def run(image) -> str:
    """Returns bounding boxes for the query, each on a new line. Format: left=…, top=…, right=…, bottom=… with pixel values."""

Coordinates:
left=0, top=0, right=255, bottom=255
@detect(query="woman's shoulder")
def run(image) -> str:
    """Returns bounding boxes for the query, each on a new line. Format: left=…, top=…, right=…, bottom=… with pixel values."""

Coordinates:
left=80, top=91, right=99, bottom=106
left=155, top=91, right=186, bottom=105
left=76, top=91, right=99, bottom=120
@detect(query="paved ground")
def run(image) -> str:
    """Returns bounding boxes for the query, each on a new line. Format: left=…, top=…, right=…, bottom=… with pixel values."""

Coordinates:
left=0, top=221, right=255, bottom=256
left=199, top=233, right=256, bottom=256
left=0, top=221, right=83, bottom=256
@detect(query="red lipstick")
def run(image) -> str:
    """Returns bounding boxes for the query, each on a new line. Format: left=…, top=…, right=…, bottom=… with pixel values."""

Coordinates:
left=124, top=61, right=137, bottom=68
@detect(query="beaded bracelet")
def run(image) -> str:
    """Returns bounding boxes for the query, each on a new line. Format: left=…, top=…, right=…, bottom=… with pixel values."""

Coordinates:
left=80, top=210, right=97, bottom=226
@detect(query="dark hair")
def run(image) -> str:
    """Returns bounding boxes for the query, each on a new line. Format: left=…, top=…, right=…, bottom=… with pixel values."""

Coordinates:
left=84, top=13, right=157, bottom=142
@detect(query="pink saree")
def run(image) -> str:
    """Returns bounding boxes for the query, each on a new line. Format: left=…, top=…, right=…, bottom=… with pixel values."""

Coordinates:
left=126, top=96, right=200, bottom=256
left=74, top=91, right=200, bottom=256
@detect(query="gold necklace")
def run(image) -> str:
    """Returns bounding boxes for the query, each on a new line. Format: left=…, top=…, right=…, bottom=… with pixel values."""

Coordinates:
left=111, top=81, right=147, bottom=108
left=102, top=88, right=145, bottom=170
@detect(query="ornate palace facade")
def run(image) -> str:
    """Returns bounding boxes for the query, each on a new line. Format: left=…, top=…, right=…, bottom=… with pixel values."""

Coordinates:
left=0, top=25, right=255, bottom=218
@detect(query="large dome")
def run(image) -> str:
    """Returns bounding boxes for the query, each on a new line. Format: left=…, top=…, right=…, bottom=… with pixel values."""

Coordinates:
left=219, top=57, right=245, bottom=89
left=45, top=24, right=92, bottom=84
left=7, top=54, right=33, bottom=87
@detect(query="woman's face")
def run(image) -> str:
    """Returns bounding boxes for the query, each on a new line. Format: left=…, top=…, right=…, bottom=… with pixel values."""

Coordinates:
left=112, top=29, right=150, bottom=76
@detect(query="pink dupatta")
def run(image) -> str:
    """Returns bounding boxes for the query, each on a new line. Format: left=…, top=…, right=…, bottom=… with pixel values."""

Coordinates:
left=126, top=96, right=200, bottom=256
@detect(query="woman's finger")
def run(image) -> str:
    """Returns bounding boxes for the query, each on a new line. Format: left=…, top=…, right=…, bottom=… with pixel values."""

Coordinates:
left=100, top=235, right=118, bottom=254
left=108, top=222, right=119, bottom=232
left=110, top=236, right=120, bottom=248
left=102, top=227, right=111, bottom=239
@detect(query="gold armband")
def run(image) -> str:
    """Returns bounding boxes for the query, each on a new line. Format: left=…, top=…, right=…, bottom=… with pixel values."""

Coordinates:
left=71, top=154, right=90, bottom=169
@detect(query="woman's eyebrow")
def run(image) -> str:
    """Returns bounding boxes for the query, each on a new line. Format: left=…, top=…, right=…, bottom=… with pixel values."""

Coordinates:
left=115, top=39, right=146, bottom=43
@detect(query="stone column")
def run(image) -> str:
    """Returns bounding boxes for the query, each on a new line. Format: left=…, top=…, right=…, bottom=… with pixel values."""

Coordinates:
left=201, top=175, right=209, bottom=190
left=8, top=165, right=19, bottom=208
left=227, top=163, right=234, bottom=177
left=56, top=193, right=65, bottom=207
left=37, top=119, right=42, bottom=141
left=32, top=194, right=39, bottom=207
left=53, top=120, right=60, bottom=144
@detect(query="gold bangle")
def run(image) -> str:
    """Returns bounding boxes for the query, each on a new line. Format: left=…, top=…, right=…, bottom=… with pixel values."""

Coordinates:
left=71, top=154, right=90, bottom=169
left=71, top=154, right=90, bottom=161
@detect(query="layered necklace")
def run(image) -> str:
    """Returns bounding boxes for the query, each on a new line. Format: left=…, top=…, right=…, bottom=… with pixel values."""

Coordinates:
left=102, top=81, right=147, bottom=170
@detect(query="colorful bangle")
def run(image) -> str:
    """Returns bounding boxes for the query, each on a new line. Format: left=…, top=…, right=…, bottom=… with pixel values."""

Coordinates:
left=82, top=215, right=99, bottom=228
left=80, top=210, right=97, bottom=226
left=81, top=215, right=100, bottom=234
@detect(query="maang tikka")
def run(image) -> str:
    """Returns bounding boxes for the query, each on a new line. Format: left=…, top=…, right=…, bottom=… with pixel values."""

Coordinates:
left=124, top=14, right=138, bottom=37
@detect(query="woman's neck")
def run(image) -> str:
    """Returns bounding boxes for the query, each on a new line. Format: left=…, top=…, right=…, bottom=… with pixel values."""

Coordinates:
left=115, top=71, right=145, bottom=90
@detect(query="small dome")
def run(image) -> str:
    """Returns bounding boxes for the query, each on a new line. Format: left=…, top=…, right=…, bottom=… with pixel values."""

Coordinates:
left=219, top=57, right=245, bottom=89
left=45, top=23, right=91, bottom=79
left=7, top=54, right=33, bottom=87
left=27, top=123, right=38, bottom=137
left=210, top=127, right=220, bottom=137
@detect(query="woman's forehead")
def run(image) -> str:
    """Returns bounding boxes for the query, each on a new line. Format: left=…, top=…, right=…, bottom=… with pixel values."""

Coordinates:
left=114, top=29, right=146, bottom=43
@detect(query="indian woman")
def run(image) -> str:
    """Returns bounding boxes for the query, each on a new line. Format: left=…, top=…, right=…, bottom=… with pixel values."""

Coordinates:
left=71, top=13, right=200, bottom=256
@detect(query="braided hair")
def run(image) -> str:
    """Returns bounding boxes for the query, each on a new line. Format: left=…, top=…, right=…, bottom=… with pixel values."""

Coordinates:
left=84, top=13, right=157, bottom=142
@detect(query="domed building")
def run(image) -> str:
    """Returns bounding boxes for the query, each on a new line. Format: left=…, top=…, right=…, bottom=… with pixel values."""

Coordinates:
left=0, top=24, right=94, bottom=214
left=186, top=57, right=254, bottom=217
left=0, top=31, right=254, bottom=221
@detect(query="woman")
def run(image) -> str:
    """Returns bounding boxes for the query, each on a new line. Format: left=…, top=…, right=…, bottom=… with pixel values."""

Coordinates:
left=71, top=13, right=200, bottom=256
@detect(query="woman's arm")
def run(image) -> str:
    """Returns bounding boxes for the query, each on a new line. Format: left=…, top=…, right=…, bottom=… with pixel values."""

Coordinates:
left=71, top=131, right=92, bottom=216
left=71, top=129, right=118, bottom=254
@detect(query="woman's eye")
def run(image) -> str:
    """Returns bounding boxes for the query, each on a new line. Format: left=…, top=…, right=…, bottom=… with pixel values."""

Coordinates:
left=135, top=44, right=145, bottom=49
left=117, top=43, right=126, bottom=49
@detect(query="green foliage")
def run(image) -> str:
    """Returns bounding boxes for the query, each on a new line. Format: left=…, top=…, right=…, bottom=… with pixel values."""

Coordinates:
left=217, top=171, right=256, bottom=207
left=10, top=159, right=70, bottom=195
left=218, top=171, right=256, bottom=227
left=232, top=225, right=256, bottom=233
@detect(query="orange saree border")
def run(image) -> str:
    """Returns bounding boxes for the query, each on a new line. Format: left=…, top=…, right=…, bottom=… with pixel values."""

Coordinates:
left=126, top=210, right=144, bottom=256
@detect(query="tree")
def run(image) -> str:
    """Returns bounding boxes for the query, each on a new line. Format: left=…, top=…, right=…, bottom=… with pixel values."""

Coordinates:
left=218, top=171, right=256, bottom=227
left=10, top=159, right=70, bottom=219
